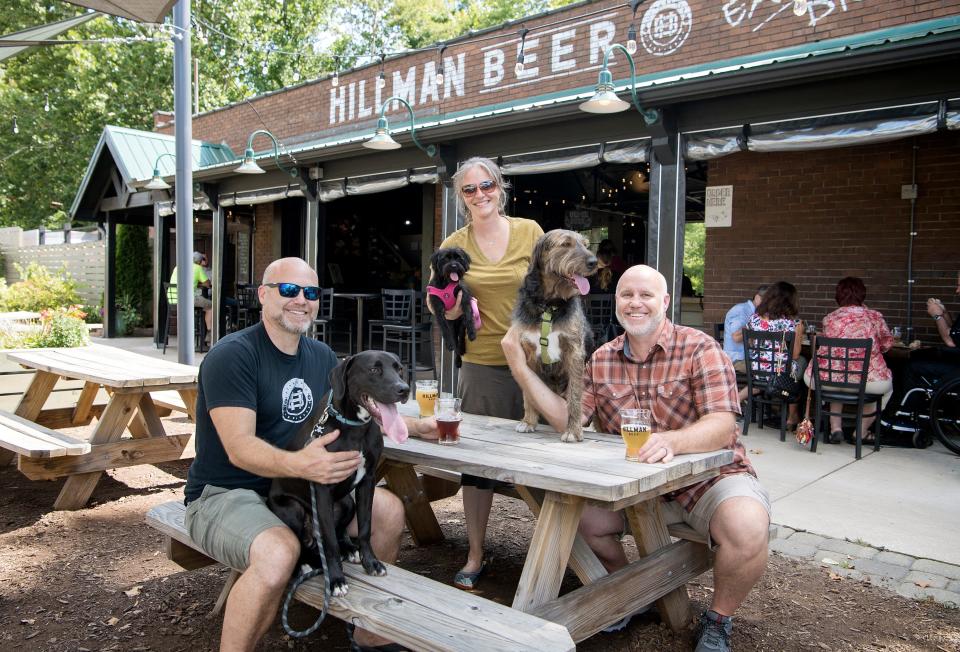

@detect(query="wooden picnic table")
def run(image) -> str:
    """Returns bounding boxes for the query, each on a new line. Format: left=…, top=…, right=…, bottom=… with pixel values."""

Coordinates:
left=381, top=403, right=734, bottom=642
left=0, top=344, right=199, bottom=510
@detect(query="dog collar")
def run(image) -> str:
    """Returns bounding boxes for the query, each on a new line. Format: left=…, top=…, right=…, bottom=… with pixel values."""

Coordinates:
left=317, top=391, right=370, bottom=429
left=427, top=282, right=458, bottom=311
left=540, top=307, right=558, bottom=365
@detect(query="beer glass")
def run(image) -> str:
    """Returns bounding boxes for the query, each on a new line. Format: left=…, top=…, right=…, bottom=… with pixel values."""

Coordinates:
left=436, top=397, right=462, bottom=445
left=620, top=408, right=651, bottom=461
left=415, top=379, right=438, bottom=418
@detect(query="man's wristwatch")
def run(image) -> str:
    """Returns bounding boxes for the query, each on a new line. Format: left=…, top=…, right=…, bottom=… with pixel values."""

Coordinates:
left=933, top=314, right=943, bottom=321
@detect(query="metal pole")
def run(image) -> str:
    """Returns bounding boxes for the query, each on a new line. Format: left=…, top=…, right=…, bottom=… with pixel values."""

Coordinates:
left=174, top=0, right=195, bottom=364
left=906, top=143, right=918, bottom=343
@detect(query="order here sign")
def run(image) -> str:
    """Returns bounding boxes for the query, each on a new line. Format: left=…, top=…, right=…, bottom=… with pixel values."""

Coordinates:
left=705, top=185, right=733, bottom=227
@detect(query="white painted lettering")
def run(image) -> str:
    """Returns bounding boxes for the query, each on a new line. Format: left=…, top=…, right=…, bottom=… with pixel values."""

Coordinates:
left=551, top=29, right=576, bottom=73
left=483, top=49, right=504, bottom=87
left=589, top=20, right=616, bottom=65
left=516, top=37, right=539, bottom=79
left=348, top=82, right=356, bottom=121
left=444, top=52, right=465, bottom=99
left=392, top=66, right=417, bottom=105
left=357, top=80, right=372, bottom=118
left=329, top=85, right=347, bottom=124
left=420, top=61, right=439, bottom=104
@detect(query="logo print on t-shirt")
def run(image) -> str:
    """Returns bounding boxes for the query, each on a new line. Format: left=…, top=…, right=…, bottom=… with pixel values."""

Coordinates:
left=281, top=378, right=314, bottom=423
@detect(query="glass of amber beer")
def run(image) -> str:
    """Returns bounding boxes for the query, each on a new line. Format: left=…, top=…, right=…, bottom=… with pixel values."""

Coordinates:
left=415, top=379, right=439, bottom=418
left=620, top=408, right=651, bottom=461
left=436, top=397, right=462, bottom=445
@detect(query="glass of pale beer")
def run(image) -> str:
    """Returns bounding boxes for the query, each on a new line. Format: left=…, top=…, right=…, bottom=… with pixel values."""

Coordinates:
left=620, top=408, right=651, bottom=461
left=436, top=397, right=462, bottom=445
left=415, top=379, right=439, bottom=418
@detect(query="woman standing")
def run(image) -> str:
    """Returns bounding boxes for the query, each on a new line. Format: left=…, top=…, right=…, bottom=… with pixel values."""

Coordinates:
left=745, top=281, right=806, bottom=427
left=438, top=157, right=543, bottom=590
left=805, top=276, right=894, bottom=444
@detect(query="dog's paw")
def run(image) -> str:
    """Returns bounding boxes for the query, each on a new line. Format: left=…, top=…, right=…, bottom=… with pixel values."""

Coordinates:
left=342, top=549, right=361, bottom=564
left=363, top=558, right=388, bottom=576
left=560, top=430, right=583, bottom=443
left=330, top=579, right=349, bottom=597
left=515, top=421, right=537, bottom=433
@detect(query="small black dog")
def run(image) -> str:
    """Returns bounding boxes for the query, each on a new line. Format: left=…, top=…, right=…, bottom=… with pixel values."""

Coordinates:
left=427, top=247, right=480, bottom=367
left=267, top=350, right=410, bottom=597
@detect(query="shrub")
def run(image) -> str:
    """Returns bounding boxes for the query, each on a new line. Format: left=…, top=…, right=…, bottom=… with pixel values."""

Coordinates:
left=116, top=225, right=152, bottom=326
left=0, top=306, right=89, bottom=349
left=0, top=262, right=81, bottom=312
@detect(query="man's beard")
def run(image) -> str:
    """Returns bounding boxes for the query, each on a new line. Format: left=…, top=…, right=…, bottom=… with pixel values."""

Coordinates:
left=267, top=310, right=311, bottom=335
left=617, top=306, right=664, bottom=339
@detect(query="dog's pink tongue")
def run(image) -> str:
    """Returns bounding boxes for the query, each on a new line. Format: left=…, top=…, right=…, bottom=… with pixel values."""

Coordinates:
left=450, top=272, right=459, bottom=282
left=376, top=401, right=408, bottom=443
left=574, top=275, right=590, bottom=295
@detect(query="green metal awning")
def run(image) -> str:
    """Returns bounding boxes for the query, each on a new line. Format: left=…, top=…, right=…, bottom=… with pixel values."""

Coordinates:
left=69, top=125, right=235, bottom=219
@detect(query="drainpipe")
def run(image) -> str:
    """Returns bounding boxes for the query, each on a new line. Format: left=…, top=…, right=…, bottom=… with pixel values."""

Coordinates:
left=905, top=143, right=918, bottom=343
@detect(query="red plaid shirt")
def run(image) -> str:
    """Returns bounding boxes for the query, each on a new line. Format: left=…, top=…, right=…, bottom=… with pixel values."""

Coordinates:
left=582, top=320, right=755, bottom=511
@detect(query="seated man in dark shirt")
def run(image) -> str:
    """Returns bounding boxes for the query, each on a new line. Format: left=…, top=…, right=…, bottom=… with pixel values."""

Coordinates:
left=907, top=272, right=960, bottom=389
left=183, top=257, right=437, bottom=652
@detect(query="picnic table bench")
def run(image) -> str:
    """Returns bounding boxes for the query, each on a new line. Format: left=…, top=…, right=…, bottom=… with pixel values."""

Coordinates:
left=146, top=501, right=574, bottom=652
left=0, top=344, right=199, bottom=510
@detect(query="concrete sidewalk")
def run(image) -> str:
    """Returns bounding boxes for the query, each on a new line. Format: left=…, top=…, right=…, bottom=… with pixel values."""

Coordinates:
left=747, top=423, right=960, bottom=606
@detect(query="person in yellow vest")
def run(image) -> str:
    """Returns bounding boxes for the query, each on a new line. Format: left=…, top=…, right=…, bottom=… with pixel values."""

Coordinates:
left=169, top=251, right=213, bottom=340
left=433, top=156, right=543, bottom=590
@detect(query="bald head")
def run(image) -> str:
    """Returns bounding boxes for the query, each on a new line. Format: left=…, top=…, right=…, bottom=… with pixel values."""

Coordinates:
left=616, top=265, right=668, bottom=296
left=262, top=257, right=317, bottom=286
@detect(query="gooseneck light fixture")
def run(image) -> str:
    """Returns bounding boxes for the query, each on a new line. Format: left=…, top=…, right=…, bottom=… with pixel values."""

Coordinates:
left=234, top=129, right=299, bottom=176
left=144, top=152, right=177, bottom=190
left=363, top=96, right=437, bottom=158
left=579, top=43, right=659, bottom=125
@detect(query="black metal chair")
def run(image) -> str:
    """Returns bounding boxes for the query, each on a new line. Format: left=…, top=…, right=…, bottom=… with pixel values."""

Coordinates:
left=742, top=329, right=797, bottom=441
left=582, top=294, right=619, bottom=346
left=713, top=322, right=724, bottom=342
left=808, top=336, right=884, bottom=460
left=311, top=288, right=353, bottom=357
left=235, top=285, right=261, bottom=329
left=161, top=282, right=206, bottom=354
left=368, top=289, right=417, bottom=352
left=380, top=290, right=434, bottom=384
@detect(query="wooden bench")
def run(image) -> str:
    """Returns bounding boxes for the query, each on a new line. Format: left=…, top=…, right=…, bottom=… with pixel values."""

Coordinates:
left=146, top=501, right=575, bottom=652
left=150, top=390, right=195, bottom=419
left=0, top=409, right=91, bottom=461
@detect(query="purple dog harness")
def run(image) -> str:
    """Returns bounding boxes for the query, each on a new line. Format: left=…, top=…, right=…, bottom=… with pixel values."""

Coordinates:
left=428, top=281, right=481, bottom=330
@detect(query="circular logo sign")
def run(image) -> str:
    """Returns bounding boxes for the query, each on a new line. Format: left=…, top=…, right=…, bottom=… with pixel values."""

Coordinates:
left=640, top=0, right=693, bottom=57
left=281, top=377, right=314, bottom=423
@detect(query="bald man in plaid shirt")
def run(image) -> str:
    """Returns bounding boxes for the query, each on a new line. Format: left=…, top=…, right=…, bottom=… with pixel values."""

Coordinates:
left=503, top=265, right=770, bottom=652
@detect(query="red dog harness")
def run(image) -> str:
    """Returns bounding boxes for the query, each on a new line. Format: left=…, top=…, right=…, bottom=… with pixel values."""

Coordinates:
left=427, top=282, right=481, bottom=330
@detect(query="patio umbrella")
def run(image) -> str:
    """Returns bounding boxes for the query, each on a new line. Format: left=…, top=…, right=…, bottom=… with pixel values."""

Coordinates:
left=64, top=1, right=177, bottom=23
left=0, top=12, right=100, bottom=62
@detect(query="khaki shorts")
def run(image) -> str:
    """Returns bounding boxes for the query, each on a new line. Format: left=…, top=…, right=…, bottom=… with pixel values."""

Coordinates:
left=625, top=474, right=771, bottom=550
left=184, top=485, right=287, bottom=570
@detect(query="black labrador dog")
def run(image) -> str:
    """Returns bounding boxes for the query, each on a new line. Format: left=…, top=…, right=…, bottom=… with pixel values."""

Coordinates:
left=427, top=247, right=479, bottom=367
left=267, top=350, right=410, bottom=597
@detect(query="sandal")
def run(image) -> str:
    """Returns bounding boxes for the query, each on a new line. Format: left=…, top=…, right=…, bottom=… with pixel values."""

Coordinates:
left=453, top=558, right=490, bottom=591
left=829, top=430, right=844, bottom=444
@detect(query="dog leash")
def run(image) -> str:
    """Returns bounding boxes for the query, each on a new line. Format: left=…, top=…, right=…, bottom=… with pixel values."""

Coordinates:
left=280, top=391, right=366, bottom=638
left=540, top=307, right=559, bottom=364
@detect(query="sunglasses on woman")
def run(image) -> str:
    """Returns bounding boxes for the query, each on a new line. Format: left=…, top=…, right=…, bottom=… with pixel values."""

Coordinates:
left=460, top=179, right=497, bottom=196
left=264, top=282, right=321, bottom=301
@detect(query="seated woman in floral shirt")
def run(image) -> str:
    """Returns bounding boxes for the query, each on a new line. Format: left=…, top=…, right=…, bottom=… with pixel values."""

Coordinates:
left=804, top=276, right=893, bottom=444
left=745, top=281, right=806, bottom=427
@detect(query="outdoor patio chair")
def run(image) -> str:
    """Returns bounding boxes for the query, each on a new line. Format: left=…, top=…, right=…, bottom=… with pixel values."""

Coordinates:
left=161, top=282, right=207, bottom=354
left=367, top=289, right=417, bottom=352
left=380, top=290, right=434, bottom=384
left=741, top=329, right=798, bottom=441
left=311, top=288, right=353, bottom=357
left=582, top=294, right=619, bottom=346
left=808, top=336, right=884, bottom=460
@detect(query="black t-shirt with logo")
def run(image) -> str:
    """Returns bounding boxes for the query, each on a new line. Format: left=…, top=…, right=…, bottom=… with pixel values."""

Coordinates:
left=184, top=321, right=338, bottom=504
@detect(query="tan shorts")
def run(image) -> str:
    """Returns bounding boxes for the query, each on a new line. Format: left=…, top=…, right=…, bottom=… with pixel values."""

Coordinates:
left=625, top=474, right=771, bottom=550
left=184, top=485, right=287, bottom=570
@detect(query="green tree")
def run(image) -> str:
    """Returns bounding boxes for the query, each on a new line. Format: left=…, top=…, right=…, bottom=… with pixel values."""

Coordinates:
left=683, top=222, right=706, bottom=295
left=115, top=224, right=152, bottom=324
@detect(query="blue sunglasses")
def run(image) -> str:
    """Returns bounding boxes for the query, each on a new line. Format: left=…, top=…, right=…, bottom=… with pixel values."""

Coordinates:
left=264, top=282, right=320, bottom=301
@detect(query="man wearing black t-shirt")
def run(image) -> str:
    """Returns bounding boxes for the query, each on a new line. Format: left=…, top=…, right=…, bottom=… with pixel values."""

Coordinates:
left=183, top=257, right=436, bottom=652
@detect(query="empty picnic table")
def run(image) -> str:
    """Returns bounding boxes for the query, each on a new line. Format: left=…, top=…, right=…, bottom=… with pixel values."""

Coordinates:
left=381, top=403, right=734, bottom=642
left=0, top=344, right=198, bottom=510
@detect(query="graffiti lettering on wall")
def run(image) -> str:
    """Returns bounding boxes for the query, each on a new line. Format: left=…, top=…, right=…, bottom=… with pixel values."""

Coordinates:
left=723, top=0, right=864, bottom=32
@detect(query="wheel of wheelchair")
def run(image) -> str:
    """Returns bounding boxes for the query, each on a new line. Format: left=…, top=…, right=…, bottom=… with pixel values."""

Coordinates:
left=911, top=430, right=932, bottom=449
left=930, top=376, right=960, bottom=455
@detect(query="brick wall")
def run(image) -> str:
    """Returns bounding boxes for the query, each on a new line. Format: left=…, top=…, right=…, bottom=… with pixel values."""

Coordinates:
left=253, top=203, right=274, bottom=283
left=160, top=0, right=960, bottom=153
left=703, top=129, right=960, bottom=346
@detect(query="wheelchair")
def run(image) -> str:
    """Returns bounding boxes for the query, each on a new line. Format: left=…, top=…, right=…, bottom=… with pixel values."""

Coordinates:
left=880, top=373, right=960, bottom=454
